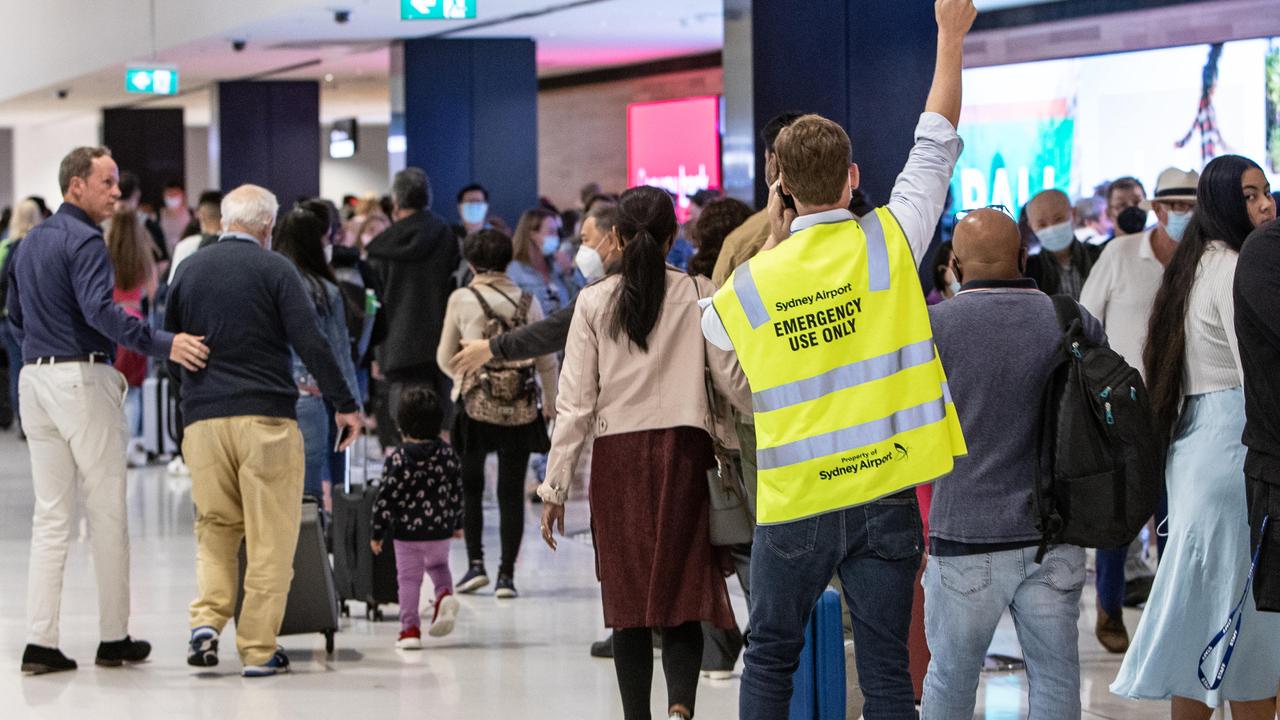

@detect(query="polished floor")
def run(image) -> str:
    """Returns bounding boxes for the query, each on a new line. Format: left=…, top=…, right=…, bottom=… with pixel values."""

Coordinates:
left=0, top=429, right=1179, bottom=719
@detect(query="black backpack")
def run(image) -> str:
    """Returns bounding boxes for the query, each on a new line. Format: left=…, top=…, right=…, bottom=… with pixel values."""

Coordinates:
left=1033, top=296, right=1164, bottom=561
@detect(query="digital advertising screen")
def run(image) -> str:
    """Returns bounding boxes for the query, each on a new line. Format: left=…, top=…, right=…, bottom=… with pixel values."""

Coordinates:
left=627, top=95, right=722, bottom=223
left=955, top=37, right=1280, bottom=216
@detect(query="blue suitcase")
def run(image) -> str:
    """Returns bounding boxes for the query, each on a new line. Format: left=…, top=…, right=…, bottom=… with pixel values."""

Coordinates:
left=790, top=588, right=846, bottom=720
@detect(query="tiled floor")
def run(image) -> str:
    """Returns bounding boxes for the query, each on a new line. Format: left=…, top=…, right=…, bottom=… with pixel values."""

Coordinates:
left=0, top=429, right=1179, bottom=719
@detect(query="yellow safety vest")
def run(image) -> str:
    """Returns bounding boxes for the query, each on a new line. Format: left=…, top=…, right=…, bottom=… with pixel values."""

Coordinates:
left=712, top=208, right=966, bottom=525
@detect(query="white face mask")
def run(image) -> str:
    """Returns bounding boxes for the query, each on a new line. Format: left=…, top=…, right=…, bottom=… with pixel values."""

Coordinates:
left=948, top=279, right=962, bottom=296
left=574, top=245, right=606, bottom=283
left=164, top=196, right=184, bottom=210
left=1036, top=221, right=1076, bottom=253
left=323, top=244, right=333, bottom=263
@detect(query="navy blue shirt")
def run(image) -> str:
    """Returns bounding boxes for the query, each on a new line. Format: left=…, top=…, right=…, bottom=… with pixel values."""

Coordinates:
left=6, top=203, right=173, bottom=362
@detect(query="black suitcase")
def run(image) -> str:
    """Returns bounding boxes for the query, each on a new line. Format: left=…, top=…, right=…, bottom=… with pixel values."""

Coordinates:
left=236, top=496, right=340, bottom=654
left=331, top=445, right=399, bottom=620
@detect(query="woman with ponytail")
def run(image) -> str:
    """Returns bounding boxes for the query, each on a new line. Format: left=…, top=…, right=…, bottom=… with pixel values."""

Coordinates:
left=1112, top=155, right=1280, bottom=719
left=536, top=186, right=749, bottom=720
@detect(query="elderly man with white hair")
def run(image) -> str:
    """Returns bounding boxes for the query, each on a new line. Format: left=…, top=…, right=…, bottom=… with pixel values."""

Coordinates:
left=164, top=184, right=362, bottom=677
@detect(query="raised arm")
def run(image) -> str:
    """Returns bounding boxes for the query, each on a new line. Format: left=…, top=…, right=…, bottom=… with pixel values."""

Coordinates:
left=925, top=0, right=977, bottom=129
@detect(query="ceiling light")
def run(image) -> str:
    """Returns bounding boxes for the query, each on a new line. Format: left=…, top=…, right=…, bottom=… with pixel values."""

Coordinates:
left=325, top=73, right=335, bottom=82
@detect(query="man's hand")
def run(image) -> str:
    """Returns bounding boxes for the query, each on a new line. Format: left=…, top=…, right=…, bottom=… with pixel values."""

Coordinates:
left=936, top=0, right=977, bottom=40
left=540, top=502, right=565, bottom=551
left=451, top=339, right=494, bottom=376
left=334, top=411, right=363, bottom=451
left=766, top=179, right=797, bottom=250
left=370, top=539, right=382, bottom=556
left=169, top=333, right=209, bottom=372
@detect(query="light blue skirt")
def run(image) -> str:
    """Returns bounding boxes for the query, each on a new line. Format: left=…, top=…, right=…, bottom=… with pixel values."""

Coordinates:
left=1112, top=387, right=1280, bottom=705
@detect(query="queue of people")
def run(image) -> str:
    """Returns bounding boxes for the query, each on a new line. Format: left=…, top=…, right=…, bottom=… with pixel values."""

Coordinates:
left=6, top=0, right=1280, bottom=718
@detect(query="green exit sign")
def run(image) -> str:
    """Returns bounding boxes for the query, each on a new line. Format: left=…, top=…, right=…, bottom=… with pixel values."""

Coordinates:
left=125, top=67, right=179, bottom=95
left=401, top=0, right=476, bottom=20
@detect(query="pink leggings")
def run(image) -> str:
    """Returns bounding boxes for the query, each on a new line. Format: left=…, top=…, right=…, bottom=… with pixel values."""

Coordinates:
left=393, top=539, right=454, bottom=630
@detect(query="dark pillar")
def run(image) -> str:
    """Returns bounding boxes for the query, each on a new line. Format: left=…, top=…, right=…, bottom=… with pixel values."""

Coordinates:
left=397, top=38, right=538, bottom=228
left=102, top=108, right=186, bottom=209
left=748, top=1, right=937, bottom=209
left=214, top=80, right=320, bottom=205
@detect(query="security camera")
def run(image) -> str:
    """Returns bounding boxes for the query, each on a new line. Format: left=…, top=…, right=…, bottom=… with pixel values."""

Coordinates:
left=334, top=9, right=351, bottom=24
left=56, top=89, right=69, bottom=100
left=231, top=38, right=247, bottom=52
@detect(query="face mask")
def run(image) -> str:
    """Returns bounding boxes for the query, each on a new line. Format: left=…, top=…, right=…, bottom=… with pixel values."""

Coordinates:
left=164, top=196, right=183, bottom=210
left=948, top=279, right=962, bottom=296
left=323, top=244, right=333, bottom=263
left=1163, top=210, right=1193, bottom=243
left=1036, top=221, right=1076, bottom=253
left=1116, top=206, right=1148, bottom=235
left=541, top=234, right=560, bottom=257
left=574, top=245, right=606, bottom=282
left=460, top=202, right=488, bottom=225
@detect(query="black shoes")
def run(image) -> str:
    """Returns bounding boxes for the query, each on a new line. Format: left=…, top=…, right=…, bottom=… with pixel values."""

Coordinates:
left=187, top=626, right=219, bottom=668
left=590, top=633, right=614, bottom=659
left=95, top=636, right=152, bottom=667
left=21, top=644, right=77, bottom=675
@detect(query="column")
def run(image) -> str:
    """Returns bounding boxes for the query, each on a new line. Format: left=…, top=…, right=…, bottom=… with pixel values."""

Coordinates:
left=213, top=80, right=320, bottom=203
left=102, top=108, right=186, bottom=209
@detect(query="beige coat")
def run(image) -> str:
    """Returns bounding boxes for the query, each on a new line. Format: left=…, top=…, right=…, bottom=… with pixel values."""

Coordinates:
left=436, top=273, right=559, bottom=411
left=538, top=267, right=750, bottom=505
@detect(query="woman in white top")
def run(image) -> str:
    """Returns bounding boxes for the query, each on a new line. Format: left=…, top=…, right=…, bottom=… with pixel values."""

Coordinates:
left=1112, top=155, right=1280, bottom=719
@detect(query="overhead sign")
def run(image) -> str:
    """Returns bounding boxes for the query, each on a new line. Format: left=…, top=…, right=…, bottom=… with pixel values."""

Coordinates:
left=627, top=96, right=722, bottom=224
left=401, top=0, right=476, bottom=20
left=125, top=66, right=178, bottom=96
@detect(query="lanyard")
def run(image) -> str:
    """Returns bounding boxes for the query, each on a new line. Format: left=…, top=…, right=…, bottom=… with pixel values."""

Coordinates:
left=1198, top=515, right=1270, bottom=691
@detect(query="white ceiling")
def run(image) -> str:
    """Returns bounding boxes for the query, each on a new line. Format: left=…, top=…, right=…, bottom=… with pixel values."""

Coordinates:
left=0, top=0, right=1066, bottom=126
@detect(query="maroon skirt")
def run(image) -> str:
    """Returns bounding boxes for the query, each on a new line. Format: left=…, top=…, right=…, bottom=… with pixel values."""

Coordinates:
left=589, top=426, right=736, bottom=631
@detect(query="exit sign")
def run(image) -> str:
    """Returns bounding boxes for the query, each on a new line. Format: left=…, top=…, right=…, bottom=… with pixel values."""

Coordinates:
left=125, top=67, right=179, bottom=95
left=401, top=0, right=476, bottom=20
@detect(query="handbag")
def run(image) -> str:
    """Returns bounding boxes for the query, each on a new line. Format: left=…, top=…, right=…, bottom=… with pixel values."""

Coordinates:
left=690, top=275, right=755, bottom=546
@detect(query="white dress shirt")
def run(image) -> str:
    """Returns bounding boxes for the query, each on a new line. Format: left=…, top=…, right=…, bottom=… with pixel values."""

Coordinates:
left=1078, top=230, right=1163, bottom=379
left=701, top=111, right=964, bottom=351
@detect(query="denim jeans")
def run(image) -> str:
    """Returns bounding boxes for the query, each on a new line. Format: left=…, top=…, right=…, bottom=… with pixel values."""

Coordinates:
left=295, top=395, right=329, bottom=500
left=0, top=319, right=22, bottom=428
left=740, top=492, right=923, bottom=720
left=921, top=544, right=1085, bottom=720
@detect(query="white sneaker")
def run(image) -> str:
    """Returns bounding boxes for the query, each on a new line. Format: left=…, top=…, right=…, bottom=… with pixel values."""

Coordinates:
left=701, top=669, right=733, bottom=681
left=127, top=442, right=149, bottom=468
left=429, top=595, right=460, bottom=638
left=167, top=457, right=190, bottom=477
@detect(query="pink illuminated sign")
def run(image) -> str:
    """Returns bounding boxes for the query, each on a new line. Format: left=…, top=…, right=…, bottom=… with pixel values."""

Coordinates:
left=627, top=96, right=722, bottom=223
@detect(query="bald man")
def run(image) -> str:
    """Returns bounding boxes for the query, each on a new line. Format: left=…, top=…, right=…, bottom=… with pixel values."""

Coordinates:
left=922, top=208, right=1105, bottom=718
left=1024, top=189, right=1103, bottom=298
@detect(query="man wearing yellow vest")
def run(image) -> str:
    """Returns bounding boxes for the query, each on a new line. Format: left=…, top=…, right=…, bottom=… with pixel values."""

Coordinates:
left=702, top=1, right=976, bottom=716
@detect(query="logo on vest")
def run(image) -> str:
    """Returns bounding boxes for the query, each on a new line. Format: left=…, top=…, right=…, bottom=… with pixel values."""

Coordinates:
left=818, top=444, right=906, bottom=481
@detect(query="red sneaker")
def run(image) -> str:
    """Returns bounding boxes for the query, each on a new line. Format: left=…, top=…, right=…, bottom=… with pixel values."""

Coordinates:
left=396, top=626, right=422, bottom=650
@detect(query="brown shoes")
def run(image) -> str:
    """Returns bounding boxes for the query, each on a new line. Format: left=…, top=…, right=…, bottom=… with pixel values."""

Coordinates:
left=1096, top=607, right=1130, bottom=654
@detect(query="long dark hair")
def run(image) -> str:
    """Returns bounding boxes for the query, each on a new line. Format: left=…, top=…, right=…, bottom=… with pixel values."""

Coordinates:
left=274, top=207, right=337, bottom=310
left=608, top=187, right=676, bottom=351
left=1144, top=154, right=1261, bottom=438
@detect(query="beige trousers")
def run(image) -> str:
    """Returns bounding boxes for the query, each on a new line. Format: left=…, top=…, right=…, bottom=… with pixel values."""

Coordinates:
left=21, top=361, right=131, bottom=648
left=184, top=415, right=303, bottom=666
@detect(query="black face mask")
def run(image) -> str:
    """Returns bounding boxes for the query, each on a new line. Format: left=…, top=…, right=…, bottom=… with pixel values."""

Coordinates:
left=1116, top=206, right=1148, bottom=235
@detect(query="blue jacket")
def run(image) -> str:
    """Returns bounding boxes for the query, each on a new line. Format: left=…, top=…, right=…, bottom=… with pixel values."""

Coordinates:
left=294, top=278, right=360, bottom=405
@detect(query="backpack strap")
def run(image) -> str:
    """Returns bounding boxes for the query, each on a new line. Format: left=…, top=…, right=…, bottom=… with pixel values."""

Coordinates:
left=467, top=286, right=512, bottom=333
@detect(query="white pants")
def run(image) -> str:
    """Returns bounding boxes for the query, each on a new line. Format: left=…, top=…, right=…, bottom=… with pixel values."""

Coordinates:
left=21, top=361, right=131, bottom=647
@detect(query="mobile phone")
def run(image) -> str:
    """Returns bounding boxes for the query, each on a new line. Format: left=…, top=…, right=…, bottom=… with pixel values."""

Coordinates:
left=334, top=424, right=353, bottom=452
left=776, top=184, right=797, bottom=211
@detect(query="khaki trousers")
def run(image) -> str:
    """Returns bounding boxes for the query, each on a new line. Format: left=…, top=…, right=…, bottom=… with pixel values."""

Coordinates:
left=21, top=362, right=130, bottom=647
left=184, top=415, right=303, bottom=666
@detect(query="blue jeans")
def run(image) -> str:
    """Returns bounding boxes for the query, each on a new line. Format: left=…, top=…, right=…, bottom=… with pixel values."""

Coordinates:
left=740, top=494, right=922, bottom=720
left=921, top=545, right=1085, bottom=720
left=295, top=395, right=329, bottom=500
left=1096, top=482, right=1168, bottom=615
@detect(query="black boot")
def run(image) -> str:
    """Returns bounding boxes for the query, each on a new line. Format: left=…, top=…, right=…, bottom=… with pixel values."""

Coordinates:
left=21, top=644, right=77, bottom=675
left=590, top=632, right=614, bottom=659
left=96, top=636, right=152, bottom=667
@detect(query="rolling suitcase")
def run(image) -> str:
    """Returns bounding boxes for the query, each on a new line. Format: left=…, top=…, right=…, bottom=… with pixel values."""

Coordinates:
left=141, top=375, right=180, bottom=458
left=330, top=443, right=399, bottom=620
left=235, top=496, right=340, bottom=654
left=790, top=588, right=846, bottom=720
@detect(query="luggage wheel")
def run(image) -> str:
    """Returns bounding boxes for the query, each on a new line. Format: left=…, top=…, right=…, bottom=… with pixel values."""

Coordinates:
left=324, top=631, right=335, bottom=656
